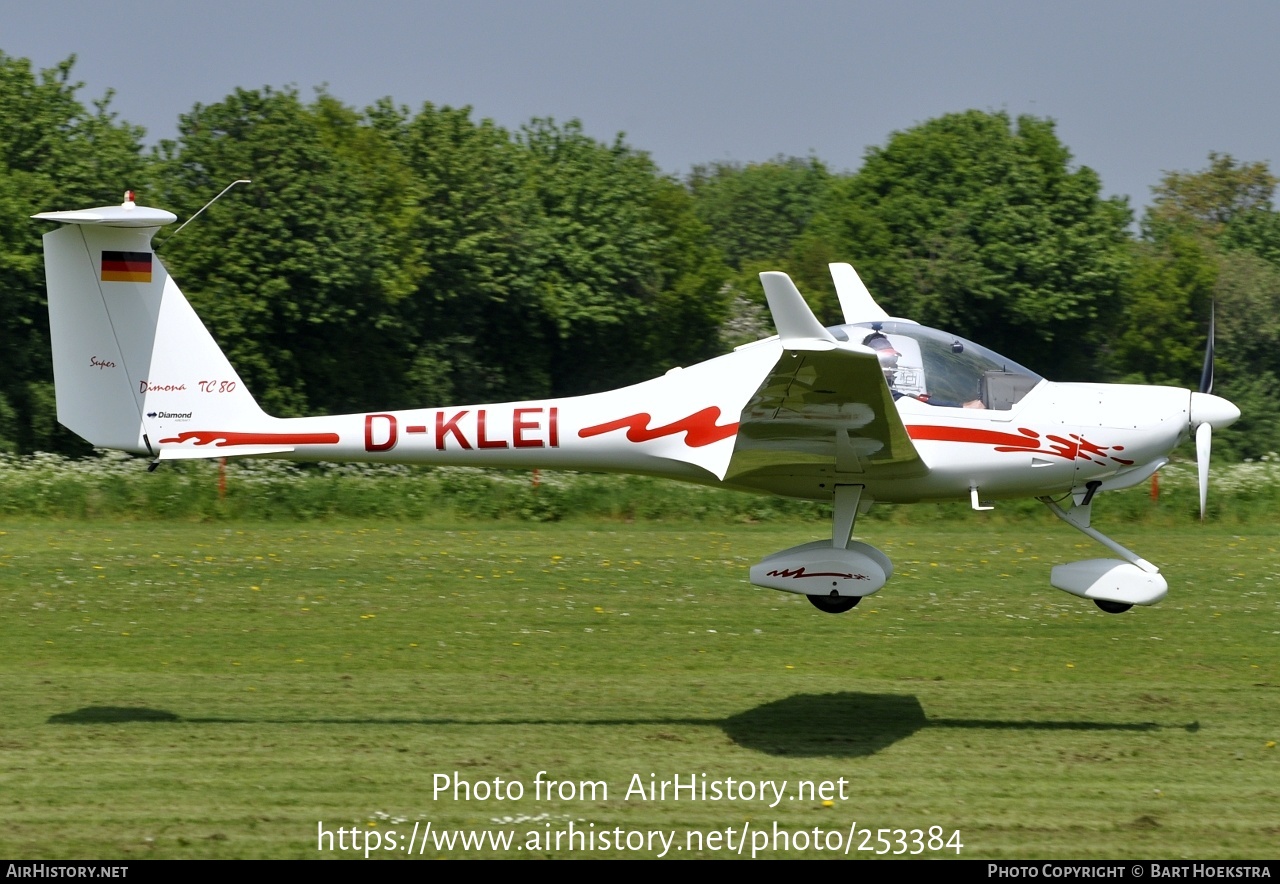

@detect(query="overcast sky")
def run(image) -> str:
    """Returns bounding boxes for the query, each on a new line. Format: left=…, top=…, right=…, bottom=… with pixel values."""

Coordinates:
left=5, top=1, right=1277, bottom=214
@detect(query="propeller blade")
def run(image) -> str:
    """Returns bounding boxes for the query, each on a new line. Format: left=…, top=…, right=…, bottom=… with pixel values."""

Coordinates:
left=1196, top=421, right=1212, bottom=521
left=1199, top=302, right=1215, bottom=395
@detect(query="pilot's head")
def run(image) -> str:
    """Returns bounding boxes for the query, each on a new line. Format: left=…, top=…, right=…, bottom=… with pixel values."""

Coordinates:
left=862, top=332, right=900, bottom=387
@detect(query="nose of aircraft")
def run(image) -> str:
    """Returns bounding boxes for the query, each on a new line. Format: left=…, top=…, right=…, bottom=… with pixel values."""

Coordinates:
left=1189, top=392, right=1241, bottom=429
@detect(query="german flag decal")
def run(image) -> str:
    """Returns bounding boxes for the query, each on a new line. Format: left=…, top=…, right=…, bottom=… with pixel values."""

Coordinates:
left=101, top=251, right=152, bottom=283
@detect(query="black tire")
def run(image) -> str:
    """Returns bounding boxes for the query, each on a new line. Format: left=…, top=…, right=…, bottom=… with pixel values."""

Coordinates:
left=1094, top=599, right=1133, bottom=614
left=807, top=592, right=861, bottom=614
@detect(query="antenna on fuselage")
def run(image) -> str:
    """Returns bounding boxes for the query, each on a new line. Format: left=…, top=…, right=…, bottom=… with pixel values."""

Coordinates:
left=156, top=179, right=252, bottom=248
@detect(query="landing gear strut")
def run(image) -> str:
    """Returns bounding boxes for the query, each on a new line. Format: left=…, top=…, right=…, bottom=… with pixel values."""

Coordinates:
left=749, top=484, right=892, bottom=611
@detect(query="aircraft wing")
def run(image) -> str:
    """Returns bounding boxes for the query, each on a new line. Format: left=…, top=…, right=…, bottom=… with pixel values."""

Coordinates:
left=722, top=273, right=928, bottom=493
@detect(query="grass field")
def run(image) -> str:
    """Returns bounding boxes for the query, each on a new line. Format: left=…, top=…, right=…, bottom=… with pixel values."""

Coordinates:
left=0, top=517, right=1276, bottom=859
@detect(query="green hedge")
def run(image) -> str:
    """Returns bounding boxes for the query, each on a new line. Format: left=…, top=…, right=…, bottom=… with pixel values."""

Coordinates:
left=2, top=451, right=1277, bottom=525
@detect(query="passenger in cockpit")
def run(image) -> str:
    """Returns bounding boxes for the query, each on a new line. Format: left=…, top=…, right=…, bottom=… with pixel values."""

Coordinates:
left=862, top=331, right=983, bottom=408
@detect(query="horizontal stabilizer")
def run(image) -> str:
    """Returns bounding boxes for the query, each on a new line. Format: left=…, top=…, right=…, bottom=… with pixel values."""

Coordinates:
left=33, top=204, right=177, bottom=228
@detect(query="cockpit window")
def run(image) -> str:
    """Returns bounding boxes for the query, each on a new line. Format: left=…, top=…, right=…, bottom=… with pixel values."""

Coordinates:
left=849, top=322, right=1043, bottom=410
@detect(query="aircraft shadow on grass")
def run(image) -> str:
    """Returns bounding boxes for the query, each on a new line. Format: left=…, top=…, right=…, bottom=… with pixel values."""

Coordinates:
left=48, top=694, right=1198, bottom=758
left=719, top=693, right=1197, bottom=757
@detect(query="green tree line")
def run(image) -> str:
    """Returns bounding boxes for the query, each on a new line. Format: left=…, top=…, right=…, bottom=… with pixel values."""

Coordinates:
left=1, top=52, right=1275, bottom=458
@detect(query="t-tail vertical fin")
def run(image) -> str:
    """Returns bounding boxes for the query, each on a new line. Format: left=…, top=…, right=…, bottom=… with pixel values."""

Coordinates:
left=34, top=195, right=276, bottom=458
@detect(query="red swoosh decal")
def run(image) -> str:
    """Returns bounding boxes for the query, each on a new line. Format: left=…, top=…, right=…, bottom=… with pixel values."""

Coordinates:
left=159, top=430, right=340, bottom=447
left=767, top=567, right=870, bottom=580
left=906, top=425, right=1133, bottom=465
left=578, top=407, right=738, bottom=448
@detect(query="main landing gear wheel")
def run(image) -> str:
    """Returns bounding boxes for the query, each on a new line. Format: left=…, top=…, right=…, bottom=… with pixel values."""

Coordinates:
left=807, top=592, right=861, bottom=614
left=1094, top=599, right=1133, bottom=614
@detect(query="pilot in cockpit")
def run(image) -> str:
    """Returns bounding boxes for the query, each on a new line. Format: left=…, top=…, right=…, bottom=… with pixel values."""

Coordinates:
left=862, top=331, right=983, bottom=409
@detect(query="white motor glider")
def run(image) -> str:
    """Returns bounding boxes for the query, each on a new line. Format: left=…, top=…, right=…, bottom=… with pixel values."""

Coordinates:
left=35, top=195, right=1240, bottom=614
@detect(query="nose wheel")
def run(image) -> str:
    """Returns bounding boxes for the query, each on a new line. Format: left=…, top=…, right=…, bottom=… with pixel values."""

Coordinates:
left=1041, top=497, right=1167, bottom=612
left=807, top=591, right=861, bottom=614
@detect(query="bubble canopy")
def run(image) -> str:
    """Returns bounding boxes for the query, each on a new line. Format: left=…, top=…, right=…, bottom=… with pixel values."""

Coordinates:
left=839, top=321, right=1044, bottom=410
